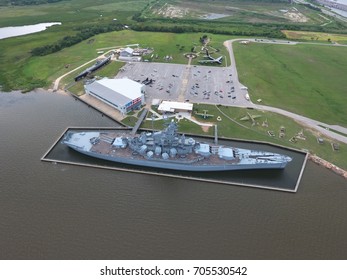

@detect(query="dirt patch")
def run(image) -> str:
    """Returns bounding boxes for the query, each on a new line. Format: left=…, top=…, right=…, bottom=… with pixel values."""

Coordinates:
left=154, top=3, right=188, bottom=18
left=284, top=12, right=308, bottom=23
left=201, top=125, right=211, bottom=133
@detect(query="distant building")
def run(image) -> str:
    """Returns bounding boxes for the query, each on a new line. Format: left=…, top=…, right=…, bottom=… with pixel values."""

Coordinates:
left=158, top=101, right=193, bottom=114
left=120, top=47, right=134, bottom=57
left=85, top=78, right=145, bottom=114
left=119, top=47, right=142, bottom=62
left=118, top=56, right=142, bottom=62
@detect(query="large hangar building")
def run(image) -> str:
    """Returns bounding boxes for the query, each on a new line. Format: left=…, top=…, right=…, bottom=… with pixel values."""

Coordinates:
left=84, top=78, right=145, bottom=114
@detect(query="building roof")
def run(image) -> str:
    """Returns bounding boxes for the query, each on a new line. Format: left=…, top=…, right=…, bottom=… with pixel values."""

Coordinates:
left=158, top=101, right=193, bottom=113
left=121, top=47, right=134, bottom=54
left=85, top=78, right=143, bottom=106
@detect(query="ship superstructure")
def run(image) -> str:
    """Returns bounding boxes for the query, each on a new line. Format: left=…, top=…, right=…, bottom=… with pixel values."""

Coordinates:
left=63, top=121, right=292, bottom=171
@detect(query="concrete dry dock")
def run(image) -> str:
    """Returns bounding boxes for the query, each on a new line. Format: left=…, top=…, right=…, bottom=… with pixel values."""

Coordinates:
left=41, top=127, right=308, bottom=193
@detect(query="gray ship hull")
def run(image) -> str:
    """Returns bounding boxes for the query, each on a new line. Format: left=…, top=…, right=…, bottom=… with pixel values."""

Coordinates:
left=66, top=144, right=289, bottom=172
left=63, top=123, right=292, bottom=172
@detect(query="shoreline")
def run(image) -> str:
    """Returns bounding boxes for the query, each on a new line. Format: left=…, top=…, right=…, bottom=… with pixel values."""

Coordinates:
left=36, top=87, right=347, bottom=180
left=308, top=154, right=347, bottom=180
left=3, top=84, right=347, bottom=180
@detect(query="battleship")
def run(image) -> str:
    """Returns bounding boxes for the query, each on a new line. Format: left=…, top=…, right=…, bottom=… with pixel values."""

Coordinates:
left=63, top=121, right=292, bottom=171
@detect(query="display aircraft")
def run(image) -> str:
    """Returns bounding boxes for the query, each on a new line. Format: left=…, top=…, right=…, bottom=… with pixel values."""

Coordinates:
left=195, top=110, right=214, bottom=119
left=198, top=50, right=223, bottom=64
left=240, top=112, right=261, bottom=125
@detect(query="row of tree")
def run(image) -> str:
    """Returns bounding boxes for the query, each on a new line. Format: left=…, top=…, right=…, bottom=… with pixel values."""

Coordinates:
left=31, top=23, right=123, bottom=56
left=131, top=22, right=286, bottom=39
left=0, top=0, right=65, bottom=5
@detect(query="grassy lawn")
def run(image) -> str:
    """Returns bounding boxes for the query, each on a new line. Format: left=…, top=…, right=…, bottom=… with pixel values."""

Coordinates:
left=121, top=116, right=138, bottom=127
left=282, top=30, right=347, bottom=44
left=233, top=42, right=347, bottom=126
left=0, top=0, right=145, bottom=27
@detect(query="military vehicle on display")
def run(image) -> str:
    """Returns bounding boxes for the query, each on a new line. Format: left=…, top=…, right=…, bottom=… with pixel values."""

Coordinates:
left=74, top=56, right=111, bottom=82
left=63, top=121, right=292, bottom=172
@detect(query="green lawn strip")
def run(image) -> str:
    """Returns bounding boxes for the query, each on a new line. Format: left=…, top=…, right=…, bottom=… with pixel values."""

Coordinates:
left=121, top=116, right=138, bottom=127
left=67, top=82, right=84, bottom=96
left=282, top=30, right=347, bottom=44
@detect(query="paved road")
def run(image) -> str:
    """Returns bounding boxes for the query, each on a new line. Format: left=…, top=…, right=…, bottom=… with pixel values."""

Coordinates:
left=224, top=38, right=347, bottom=144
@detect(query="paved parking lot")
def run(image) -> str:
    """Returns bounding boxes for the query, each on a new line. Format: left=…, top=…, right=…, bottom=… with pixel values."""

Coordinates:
left=116, top=62, right=184, bottom=102
left=115, top=62, right=249, bottom=106
left=187, top=65, right=236, bottom=104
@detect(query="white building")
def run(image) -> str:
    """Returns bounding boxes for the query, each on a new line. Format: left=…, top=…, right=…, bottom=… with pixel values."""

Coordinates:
left=158, top=101, right=193, bottom=114
left=118, top=56, right=142, bottom=62
left=119, top=47, right=142, bottom=62
left=120, top=47, right=134, bottom=57
left=85, top=78, right=145, bottom=114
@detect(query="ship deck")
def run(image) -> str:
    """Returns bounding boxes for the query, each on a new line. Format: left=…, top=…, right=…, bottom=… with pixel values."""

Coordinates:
left=91, top=134, right=241, bottom=166
left=41, top=127, right=309, bottom=193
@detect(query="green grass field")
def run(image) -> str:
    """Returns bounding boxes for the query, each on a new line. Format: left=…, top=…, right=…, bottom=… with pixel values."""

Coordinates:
left=0, top=0, right=146, bottom=27
left=233, top=42, right=347, bottom=126
left=282, top=30, right=347, bottom=44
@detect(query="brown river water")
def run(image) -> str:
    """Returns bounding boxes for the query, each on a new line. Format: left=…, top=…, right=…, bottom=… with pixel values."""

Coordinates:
left=0, top=90, right=346, bottom=259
